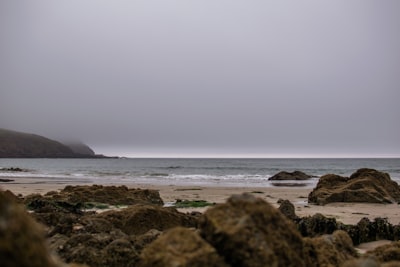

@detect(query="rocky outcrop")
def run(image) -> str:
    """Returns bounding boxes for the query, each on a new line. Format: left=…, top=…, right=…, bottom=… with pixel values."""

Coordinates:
left=96, top=205, right=198, bottom=235
left=0, top=128, right=104, bottom=158
left=269, top=170, right=314, bottom=180
left=0, top=190, right=73, bottom=267
left=278, top=199, right=298, bottom=220
left=297, top=213, right=343, bottom=238
left=25, top=185, right=164, bottom=209
left=308, top=168, right=400, bottom=205
left=304, top=230, right=358, bottom=267
left=140, top=193, right=360, bottom=267
left=199, top=193, right=312, bottom=267
left=139, top=227, right=229, bottom=267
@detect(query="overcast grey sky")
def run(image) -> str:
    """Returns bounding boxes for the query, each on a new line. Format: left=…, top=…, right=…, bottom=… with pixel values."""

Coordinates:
left=1, top=1, right=399, bottom=157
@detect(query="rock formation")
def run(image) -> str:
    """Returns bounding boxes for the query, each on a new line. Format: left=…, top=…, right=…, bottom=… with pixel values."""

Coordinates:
left=139, top=227, right=229, bottom=267
left=269, top=170, right=314, bottom=180
left=199, top=193, right=312, bottom=267
left=308, top=168, right=400, bottom=205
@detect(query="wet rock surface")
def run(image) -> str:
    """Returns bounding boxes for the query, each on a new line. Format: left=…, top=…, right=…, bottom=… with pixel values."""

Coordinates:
left=269, top=170, right=314, bottom=180
left=308, top=168, right=400, bottom=205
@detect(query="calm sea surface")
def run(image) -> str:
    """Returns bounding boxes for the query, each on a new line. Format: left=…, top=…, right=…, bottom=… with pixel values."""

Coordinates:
left=1, top=158, right=399, bottom=188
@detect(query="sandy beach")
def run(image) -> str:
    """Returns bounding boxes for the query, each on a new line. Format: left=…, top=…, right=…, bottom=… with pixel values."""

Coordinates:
left=2, top=176, right=400, bottom=225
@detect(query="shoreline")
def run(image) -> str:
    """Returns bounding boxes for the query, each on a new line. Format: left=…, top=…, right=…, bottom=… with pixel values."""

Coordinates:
left=2, top=176, right=400, bottom=225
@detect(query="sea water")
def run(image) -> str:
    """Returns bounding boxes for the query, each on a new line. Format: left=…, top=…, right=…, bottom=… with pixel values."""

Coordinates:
left=0, top=158, right=399, bottom=188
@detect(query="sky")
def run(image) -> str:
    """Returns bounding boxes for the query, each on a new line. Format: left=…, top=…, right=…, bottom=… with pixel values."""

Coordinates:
left=1, top=1, right=399, bottom=158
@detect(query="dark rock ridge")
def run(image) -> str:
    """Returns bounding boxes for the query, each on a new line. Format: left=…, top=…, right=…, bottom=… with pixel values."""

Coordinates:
left=0, top=128, right=105, bottom=158
left=280, top=199, right=400, bottom=246
left=24, top=184, right=164, bottom=208
left=308, top=168, right=400, bottom=205
left=269, top=170, right=314, bottom=180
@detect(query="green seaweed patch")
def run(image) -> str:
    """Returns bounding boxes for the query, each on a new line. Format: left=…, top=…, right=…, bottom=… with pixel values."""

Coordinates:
left=173, top=199, right=214, bottom=208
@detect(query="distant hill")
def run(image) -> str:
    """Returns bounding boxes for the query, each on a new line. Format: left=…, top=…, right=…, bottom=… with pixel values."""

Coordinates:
left=61, top=141, right=96, bottom=156
left=0, top=128, right=104, bottom=158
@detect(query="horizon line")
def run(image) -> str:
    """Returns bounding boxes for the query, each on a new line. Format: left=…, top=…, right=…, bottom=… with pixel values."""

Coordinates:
left=102, top=153, right=400, bottom=159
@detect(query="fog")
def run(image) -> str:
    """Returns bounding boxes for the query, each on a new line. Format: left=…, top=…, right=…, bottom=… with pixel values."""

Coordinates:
left=1, top=1, right=399, bottom=157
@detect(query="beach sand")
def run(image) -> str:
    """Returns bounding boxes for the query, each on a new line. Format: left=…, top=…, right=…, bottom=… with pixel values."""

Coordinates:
left=2, top=176, right=400, bottom=226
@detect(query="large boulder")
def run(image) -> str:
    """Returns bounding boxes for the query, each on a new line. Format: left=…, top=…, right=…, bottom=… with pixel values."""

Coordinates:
left=139, top=227, right=229, bottom=267
left=0, top=191, right=59, bottom=267
left=304, top=230, right=358, bottom=267
left=278, top=199, right=298, bottom=220
left=96, top=204, right=198, bottom=235
left=200, top=193, right=312, bottom=267
left=297, top=213, right=342, bottom=238
left=52, top=232, right=139, bottom=267
left=269, top=170, right=314, bottom=180
left=308, top=168, right=400, bottom=205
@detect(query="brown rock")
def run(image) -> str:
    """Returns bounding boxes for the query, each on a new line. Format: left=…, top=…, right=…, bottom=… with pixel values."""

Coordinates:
left=304, top=230, right=358, bottom=267
left=200, top=193, right=312, bottom=267
left=54, top=232, right=139, bottom=267
left=31, top=184, right=164, bottom=206
left=297, top=213, right=342, bottom=238
left=97, top=204, right=198, bottom=235
left=269, top=170, right=314, bottom=180
left=0, top=190, right=59, bottom=267
left=365, top=241, right=400, bottom=264
left=278, top=199, right=298, bottom=220
left=308, top=168, right=400, bottom=205
left=139, top=227, right=229, bottom=267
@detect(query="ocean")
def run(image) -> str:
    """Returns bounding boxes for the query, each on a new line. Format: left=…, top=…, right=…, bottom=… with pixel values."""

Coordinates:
left=1, top=158, right=399, bottom=188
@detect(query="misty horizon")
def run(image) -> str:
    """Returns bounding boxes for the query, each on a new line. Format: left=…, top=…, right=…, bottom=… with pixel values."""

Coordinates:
left=1, top=1, right=399, bottom=158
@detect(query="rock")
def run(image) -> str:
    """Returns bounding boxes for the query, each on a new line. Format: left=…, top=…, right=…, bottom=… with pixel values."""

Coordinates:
left=308, top=168, right=400, bottom=205
left=269, top=170, right=314, bottom=180
left=54, top=232, right=139, bottom=267
left=365, top=241, right=400, bottom=264
left=0, top=178, right=14, bottom=182
left=346, top=217, right=400, bottom=246
left=342, top=258, right=381, bottom=267
left=132, top=229, right=162, bottom=252
left=304, top=230, right=358, bottom=267
left=200, top=193, right=312, bottom=267
left=278, top=199, right=298, bottom=220
left=0, top=190, right=59, bottom=267
left=24, top=185, right=164, bottom=210
left=97, top=204, right=198, bottom=235
left=297, top=213, right=342, bottom=238
left=139, top=227, right=229, bottom=267
left=0, top=167, right=26, bottom=172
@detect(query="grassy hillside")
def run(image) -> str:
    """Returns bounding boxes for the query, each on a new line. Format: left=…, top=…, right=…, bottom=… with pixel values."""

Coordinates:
left=0, top=128, right=99, bottom=158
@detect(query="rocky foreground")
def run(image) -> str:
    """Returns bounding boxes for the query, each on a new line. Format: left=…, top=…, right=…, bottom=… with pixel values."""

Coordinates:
left=2, top=169, right=400, bottom=266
